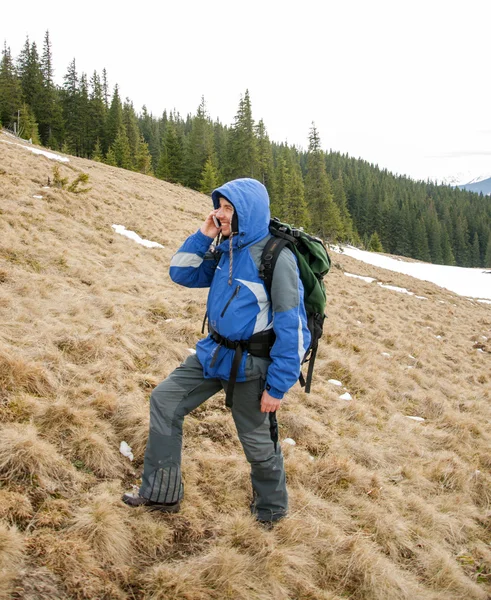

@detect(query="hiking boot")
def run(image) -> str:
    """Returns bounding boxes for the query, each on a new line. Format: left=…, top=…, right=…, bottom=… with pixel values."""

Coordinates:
left=122, top=491, right=180, bottom=513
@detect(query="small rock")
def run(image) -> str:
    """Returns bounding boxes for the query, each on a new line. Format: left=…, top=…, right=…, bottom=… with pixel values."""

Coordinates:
left=283, top=438, right=296, bottom=446
left=188, top=348, right=196, bottom=354
left=328, top=379, right=342, bottom=386
left=339, top=392, right=352, bottom=401
left=381, top=352, right=391, bottom=357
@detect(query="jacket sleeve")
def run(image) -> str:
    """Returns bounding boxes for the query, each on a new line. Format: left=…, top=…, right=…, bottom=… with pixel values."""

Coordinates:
left=265, top=248, right=311, bottom=399
left=169, top=229, right=218, bottom=288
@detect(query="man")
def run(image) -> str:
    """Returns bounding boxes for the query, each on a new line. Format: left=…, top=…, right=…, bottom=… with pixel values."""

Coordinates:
left=123, top=178, right=310, bottom=526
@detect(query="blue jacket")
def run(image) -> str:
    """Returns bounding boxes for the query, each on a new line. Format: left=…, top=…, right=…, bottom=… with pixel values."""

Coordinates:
left=169, top=178, right=311, bottom=399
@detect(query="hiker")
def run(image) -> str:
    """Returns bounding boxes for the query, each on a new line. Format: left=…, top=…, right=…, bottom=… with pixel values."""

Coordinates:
left=123, top=178, right=311, bottom=525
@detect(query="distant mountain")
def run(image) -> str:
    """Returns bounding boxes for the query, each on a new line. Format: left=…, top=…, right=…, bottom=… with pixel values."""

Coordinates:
left=459, top=174, right=491, bottom=196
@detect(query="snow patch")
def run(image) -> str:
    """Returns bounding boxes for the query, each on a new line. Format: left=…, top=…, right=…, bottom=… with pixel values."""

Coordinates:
left=378, top=282, right=414, bottom=295
left=405, top=416, right=425, bottom=422
left=32, top=195, right=43, bottom=199
left=283, top=438, right=296, bottom=446
left=340, top=245, right=491, bottom=300
left=119, top=441, right=134, bottom=461
left=339, top=392, right=352, bottom=401
left=188, top=348, right=196, bottom=354
left=112, top=225, right=164, bottom=248
left=344, top=272, right=376, bottom=283
left=328, top=379, right=343, bottom=386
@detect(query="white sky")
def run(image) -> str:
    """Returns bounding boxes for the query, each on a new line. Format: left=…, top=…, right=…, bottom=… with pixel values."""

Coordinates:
left=4, top=0, right=491, bottom=183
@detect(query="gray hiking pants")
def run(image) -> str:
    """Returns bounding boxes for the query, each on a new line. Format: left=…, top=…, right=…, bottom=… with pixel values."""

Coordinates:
left=139, top=354, right=287, bottom=522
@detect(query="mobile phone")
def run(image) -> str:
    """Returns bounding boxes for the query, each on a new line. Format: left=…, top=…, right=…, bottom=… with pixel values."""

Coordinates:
left=212, top=215, right=221, bottom=228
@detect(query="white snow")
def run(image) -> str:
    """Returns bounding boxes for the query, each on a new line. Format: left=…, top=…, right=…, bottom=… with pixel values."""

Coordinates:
left=0, top=138, right=69, bottom=162
left=339, top=392, right=352, bottom=401
left=188, top=348, right=196, bottom=354
left=344, top=272, right=376, bottom=283
left=381, top=352, right=391, bottom=357
left=283, top=438, right=296, bottom=446
left=378, top=282, right=414, bottom=295
left=119, top=441, right=134, bottom=461
left=415, top=295, right=428, bottom=300
left=112, top=225, right=164, bottom=248
left=328, top=379, right=343, bottom=386
left=32, top=195, right=43, bottom=199
left=334, top=246, right=491, bottom=301
left=405, top=416, right=425, bottom=422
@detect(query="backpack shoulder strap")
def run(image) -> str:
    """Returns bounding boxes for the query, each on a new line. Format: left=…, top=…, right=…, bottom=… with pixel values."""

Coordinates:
left=259, top=236, right=290, bottom=297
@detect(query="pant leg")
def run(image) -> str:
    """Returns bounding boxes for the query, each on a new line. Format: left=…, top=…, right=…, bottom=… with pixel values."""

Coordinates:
left=140, top=354, right=221, bottom=503
left=226, top=377, right=288, bottom=522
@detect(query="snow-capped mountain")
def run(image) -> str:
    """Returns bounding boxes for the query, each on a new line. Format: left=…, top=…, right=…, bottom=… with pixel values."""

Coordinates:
left=439, top=172, right=491, bottom=195
left=459, top=174, right=491, bottom=196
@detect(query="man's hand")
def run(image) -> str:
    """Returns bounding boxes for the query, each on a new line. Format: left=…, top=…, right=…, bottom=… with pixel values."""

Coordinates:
left=200, top=210, right=221, bottom=238
left=261, top=389, right=281, bottom=413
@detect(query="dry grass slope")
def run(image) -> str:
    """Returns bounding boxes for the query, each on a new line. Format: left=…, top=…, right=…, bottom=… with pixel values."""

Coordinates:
left=1, top=132, right=491, bottom=599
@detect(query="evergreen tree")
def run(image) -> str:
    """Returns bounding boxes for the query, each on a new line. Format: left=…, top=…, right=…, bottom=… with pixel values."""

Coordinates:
left=184, top=96, right=213, bottom=189
left=123, top=97, right=140, bottom=167
left=0, top=43, right=22, bottom=128
left=112, top=123, right=132, bottom=169
left=104, top=146, right=117, bottom=166
left=226, top=90, right=258, bottom=179
left=332, top=172, right=354, bottom=242
left=471, top=232, right=481, bottom=267
left=484, top=233, right=491, bottom=268
left=441, top=229, right=456, bottom=265
left=87, top=71, right=106, bottom=156
left=18, top=102, right=40, bottom=143
left=17, top=37, right=43, bottom=112
left=284, top=157, right=309, bottom=229
left=106, top=84, right=123, bottom=150
left=61, top=58, right=82, bottom=154
left=368, top=232, right=384, bottom=252
left=304, top=124, right=342, bottom=240
left=413, top=220, right=431, bottom=262
left=92, top=138, right=103, bottom=162
left=199, top=156, right=219, bottom=195
left=135, top=134, right=153, bottom=174
left=256, top=119, right=275, bottom=196
left=38, top=31, right=63, bottom=147
left=271, top=144, right=288, bottom=219
left=156, top=119, right=183, bottom=183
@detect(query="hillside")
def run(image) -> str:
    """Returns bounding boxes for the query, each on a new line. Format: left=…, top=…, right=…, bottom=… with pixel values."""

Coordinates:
left=1, top=132, right=491, bottom=600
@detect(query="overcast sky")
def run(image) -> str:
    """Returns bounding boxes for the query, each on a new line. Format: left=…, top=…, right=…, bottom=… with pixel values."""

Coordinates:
left=4, top=0, right=491, bottom=183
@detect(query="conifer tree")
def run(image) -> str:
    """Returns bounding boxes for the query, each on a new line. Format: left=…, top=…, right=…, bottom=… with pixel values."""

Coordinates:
left=139, top=105, right=160, bottom=169
left=271, top=144, right=288, bottom=219
left=184, top=96, right=213, bottom=189
left=92, top=138, right=103, bottom=162
left=105, top=146, right=117, bottom=166
left=226, top=90, right=258, bottom=179
left=413, top=220, right=431, bottom=262
left=37, top=31, right=64, bottom=148
left=471, top=232, right=481, bottom=267
left=368, top=232, right=384, bottom=252
left=87, top=71, right=106, bottom=156
left=441, top=229, right=456, bottom=265
left=256, top=119, right=275, bottom=195
left=106, top=84, right=123, bottom=150
left=199, top=156, right=219, bottom=195
left=18, top=102, right=40, bottom=143
left=61, top=58, right=83, bottom=154
left=484, top=233, right=491, bottom=268
left=284, top=157, right=309, bottom=229
left=0, top=43, right=22, bottom=128
left=156, top=119, right=183, bottom=183
left=332, top=173, right=354, bottom=242
left=135, top=134, right=153, bottom=174
left=112, top=123, right=132, bottom=169
left=304, top=124, right=342, bottom=240
left=123, top=98, right=140, bottom=166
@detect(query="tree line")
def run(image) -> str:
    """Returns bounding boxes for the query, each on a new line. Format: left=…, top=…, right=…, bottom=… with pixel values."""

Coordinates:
left=1, top=32, right=491, bottom=268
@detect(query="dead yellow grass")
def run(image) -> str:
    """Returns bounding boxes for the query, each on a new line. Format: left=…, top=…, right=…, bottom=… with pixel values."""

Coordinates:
left=1, top=131, right=491, bottom=598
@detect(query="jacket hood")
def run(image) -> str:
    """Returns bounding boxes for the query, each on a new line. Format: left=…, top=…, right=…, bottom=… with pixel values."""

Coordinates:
left=212, top=178, right=270, bottom=248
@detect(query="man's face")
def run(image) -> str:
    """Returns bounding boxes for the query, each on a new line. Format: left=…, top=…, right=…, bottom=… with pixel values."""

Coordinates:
left=216, top=198, right=235, bottom=237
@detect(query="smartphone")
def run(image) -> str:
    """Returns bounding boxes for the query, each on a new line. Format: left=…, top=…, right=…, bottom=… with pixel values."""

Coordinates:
left=212, top=215, right=221, bottom=228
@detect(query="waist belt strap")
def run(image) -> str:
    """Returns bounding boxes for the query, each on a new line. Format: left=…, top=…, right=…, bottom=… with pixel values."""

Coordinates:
left=209, top=326, right=274, bottom=406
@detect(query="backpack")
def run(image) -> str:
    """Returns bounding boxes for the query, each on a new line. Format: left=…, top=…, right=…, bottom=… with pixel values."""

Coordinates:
left=259, top=218, right=331, bottom=393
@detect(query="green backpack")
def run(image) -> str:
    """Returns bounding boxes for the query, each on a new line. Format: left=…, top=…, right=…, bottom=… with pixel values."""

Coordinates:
left=259, top=218, right=331, bottom=393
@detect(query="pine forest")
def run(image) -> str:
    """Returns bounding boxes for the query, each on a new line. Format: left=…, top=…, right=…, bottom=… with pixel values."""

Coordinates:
left=1, top=32, right=491, bottom=268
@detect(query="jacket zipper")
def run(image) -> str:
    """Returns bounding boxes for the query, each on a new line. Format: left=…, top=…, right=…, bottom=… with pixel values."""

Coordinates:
left=220, top=284, right=241, bottom=318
